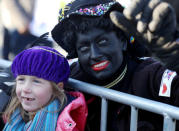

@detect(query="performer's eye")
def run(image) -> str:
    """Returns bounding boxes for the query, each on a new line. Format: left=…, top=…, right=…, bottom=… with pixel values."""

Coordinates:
left=78, top=41, right=90, bottom=53
left=97, top=39, right=107, bottom=45
left=79, top=46, right=89, bottom=52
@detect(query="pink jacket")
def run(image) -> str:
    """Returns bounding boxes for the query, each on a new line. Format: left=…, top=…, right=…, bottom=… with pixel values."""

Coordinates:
left=56, top=92, right=88, bottom=131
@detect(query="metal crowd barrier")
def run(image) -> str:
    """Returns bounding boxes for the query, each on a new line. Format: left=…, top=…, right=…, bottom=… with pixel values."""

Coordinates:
left=0, top=59, right=12, bottom=69
left=68, top=78, right=179, bottom=131
left=0, top=59, right=179, bottom=131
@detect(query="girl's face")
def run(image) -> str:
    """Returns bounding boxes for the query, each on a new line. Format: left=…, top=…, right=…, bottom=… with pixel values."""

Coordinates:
left=16, top=75, right=53, bottom=112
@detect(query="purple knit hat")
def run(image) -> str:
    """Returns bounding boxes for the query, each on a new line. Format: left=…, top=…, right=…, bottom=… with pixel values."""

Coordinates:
left=11, top=46, right=70, bottom=84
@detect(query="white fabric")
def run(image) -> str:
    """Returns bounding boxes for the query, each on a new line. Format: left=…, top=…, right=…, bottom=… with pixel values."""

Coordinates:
left=116, top=0, right=132, bottom=8
left=159, top=69, right=177, bottom=97
left=29, top=0, right=61, bottom=37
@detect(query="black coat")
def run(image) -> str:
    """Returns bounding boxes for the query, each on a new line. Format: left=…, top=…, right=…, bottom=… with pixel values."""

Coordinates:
left=69, top=57, right=179, bottom=131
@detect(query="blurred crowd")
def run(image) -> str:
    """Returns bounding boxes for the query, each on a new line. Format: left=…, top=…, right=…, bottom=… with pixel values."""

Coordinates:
left=0, top=0, right=67, bottom=60
left=0, top=0, right=179, bottom=61
left=0, top=0, right=179, bottom=60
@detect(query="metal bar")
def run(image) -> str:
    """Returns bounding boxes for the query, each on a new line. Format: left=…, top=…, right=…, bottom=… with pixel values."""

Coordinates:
left=68, top=78, right=179, bottom=120
left=100, top=98, right=108, bottom=131
left=130, top=106, right=138, bottom=131
left=163, top=114, right=176, bottom=131
left=0, top=59, right=12, bottom=68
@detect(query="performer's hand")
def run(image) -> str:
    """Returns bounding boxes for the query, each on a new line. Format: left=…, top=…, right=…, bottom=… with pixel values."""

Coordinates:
left=110, top=0, right=177, bottom=48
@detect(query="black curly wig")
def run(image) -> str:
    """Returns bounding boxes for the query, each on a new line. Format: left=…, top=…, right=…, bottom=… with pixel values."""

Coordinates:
left=56, top=15, right=149, bottom=59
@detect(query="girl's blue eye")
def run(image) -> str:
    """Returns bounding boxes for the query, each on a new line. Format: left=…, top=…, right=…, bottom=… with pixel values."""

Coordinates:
left=16, top=77, right=25, bottom=84
left=16, top=78, right=25, bottom=81
left=33, top=79, right=41, bottom=83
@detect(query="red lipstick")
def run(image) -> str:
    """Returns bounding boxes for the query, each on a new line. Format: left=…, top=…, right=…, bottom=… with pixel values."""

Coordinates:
left=92, top=60, right=109, bottom=71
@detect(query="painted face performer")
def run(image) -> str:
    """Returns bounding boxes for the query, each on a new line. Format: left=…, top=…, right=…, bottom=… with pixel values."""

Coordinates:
left=51, top=0, right=179, bottom=130
left=3, top=46, right=87, bottom=131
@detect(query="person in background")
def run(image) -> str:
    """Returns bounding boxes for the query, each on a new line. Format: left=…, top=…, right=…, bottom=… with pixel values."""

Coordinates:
left=0, top=0, right=53, bottom=60
left=51, top=0, right=179, bottom=130
left=2, top=46, right=87, bottom=131
left=0, top=0, right=35, bottom=60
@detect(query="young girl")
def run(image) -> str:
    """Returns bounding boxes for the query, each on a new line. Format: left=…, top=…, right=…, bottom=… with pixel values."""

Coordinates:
left=3, top=46, right=88, bottom=131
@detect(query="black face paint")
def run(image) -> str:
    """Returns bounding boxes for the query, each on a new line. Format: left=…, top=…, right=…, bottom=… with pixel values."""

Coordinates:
left=76, top=28, right=126, bottom=80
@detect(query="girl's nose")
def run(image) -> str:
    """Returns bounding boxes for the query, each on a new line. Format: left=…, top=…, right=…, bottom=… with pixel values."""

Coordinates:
left=22, top=82, right=32, bottom=93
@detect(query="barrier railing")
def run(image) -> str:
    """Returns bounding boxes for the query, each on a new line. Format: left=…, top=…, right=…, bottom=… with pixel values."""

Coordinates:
left=0, top=59, right=179, bottom=131
left=68, top=78, right=179, bottom=131
left=0, top=59, right=11, bottom=69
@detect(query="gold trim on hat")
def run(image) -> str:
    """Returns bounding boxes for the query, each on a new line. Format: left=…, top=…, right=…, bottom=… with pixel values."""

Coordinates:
left=38, top=48, right=65, bottom=58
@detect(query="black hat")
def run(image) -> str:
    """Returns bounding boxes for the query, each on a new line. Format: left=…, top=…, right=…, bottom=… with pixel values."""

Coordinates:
left=51, top=0, right=123, bottom=57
